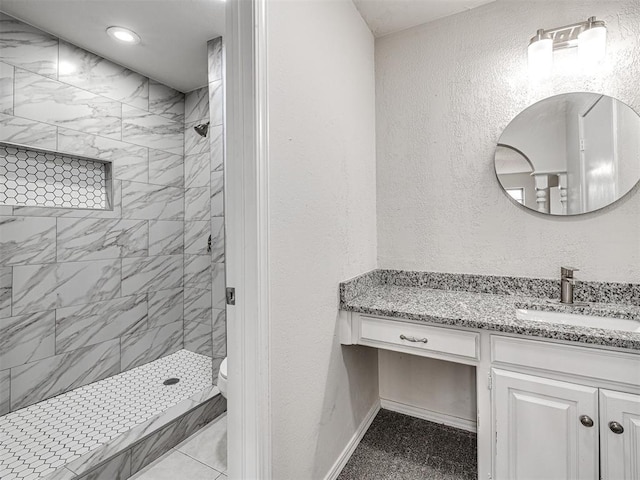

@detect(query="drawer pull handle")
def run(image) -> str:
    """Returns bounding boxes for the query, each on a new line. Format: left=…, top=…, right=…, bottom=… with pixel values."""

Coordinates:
left=400, top=334, right=428, bottom=344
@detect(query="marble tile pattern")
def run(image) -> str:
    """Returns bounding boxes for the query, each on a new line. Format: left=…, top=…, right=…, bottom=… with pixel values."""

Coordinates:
left=210, top=172, right=224, bottom=217
left=184, top=320, right=213, bottom=357
left=0, top=216, right=56, bottom=265
left=184, top=288, right=212, bottom=324
left=58, top=128, right=148, bottom=183
left=129, top=413, right=227, bottom=480
left=149, top=81, right=184, bottom=123
left=122, top=255, right=183, bottom=296
left=121, top=181, right=183, bottom=221
left=0, top=368, right=10, bottom=415
left=149, top=220, right=183, bottom=256
left=11, top=339, right=121, bottom=410
left=0, top=266, right=11, bottom=318
left=184, top=255, right=211, bottom=290
left=185, top=152, right=210, bottom=188
left=185, top=87, right=209, bottom=125
left=183, top=83, right=215, bottom=358
left=77, top=451, right=131, bottom=480
left=12, top=259, right=121, bottom=315
left=210, top=217, right=225, bottom=263
left=185, top=221, right=211, bottom=255
left=122, top=105, right=183, bottom=155
left=14, top=69, right=122, bottom=139
left=207, top=37, right=227, bottom=372
left=211, top=309, right=227, bottom=359
left=120, top=321, right=184, bottom=371
left=55, top=295, right=147, bottom=353
left=185, top=186, right=211, bottom=221
left=148, top=289, right=183, bottom=328
left=0, top=350, right=222, bottom=480
left=0, top=13, right=198, bottom=413
left=0, top=13, right=58, bottom=77
left=0, top=112, right=57, bottom=150
left=57, top=218, right=148, bottom=262
left=148, top=150, right=183, bottom=188
left=129, top=450, right=223, bottom=480
left=129, top=393, right=226, bottom=475
left=339, top=270, right=640, bottom=350
left=58, top=41, right=148, bottom=110
left=0, top=61, right=14, bottom=114
left=209, top=125, right=224, bottom=173
left=0, top=310, right=55, bottom=370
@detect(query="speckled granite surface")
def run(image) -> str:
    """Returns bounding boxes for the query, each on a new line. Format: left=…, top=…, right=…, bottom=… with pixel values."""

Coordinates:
left=340, top=270, right=640, bottom=351
left=337, top=409, right=476, bottom=480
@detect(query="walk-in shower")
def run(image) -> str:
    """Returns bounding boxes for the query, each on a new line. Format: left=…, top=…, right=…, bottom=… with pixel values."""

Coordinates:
left=0, top=5, right=227, bottom=479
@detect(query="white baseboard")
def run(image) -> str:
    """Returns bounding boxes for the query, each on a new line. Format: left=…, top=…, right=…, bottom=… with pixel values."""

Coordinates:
left=380, top=398, right=477, bottom=433
left=324, top=400, right=381, bottom=480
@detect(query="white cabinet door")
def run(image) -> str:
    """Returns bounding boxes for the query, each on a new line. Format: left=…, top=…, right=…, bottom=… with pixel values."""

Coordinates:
left=600, top=389, right=640, bottom=480
left=493, top=369, right=599, bottom=480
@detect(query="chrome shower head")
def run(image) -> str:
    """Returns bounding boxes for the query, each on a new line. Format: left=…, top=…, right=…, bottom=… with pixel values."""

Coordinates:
left=194, top=122, right=210, bottom=138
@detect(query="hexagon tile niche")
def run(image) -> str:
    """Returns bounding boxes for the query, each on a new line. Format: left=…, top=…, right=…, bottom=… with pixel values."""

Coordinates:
left=0, top=143, right=111, bottom=210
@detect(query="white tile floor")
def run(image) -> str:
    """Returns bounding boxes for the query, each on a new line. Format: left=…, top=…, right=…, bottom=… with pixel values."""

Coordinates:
left=0, top=350, right=213, bottom=480
left=130, top=413, right=227, bottom=480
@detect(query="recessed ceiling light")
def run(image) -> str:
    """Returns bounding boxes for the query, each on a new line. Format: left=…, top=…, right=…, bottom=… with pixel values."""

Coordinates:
left=106, top=26, right=141, bottom=45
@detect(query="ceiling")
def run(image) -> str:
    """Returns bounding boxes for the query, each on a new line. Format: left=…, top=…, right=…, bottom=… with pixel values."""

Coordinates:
left=0, top=0, right=225, bottom=93
left=0, top=0, right=496, bottom=91
left=352, top=0, right=496, bottom=37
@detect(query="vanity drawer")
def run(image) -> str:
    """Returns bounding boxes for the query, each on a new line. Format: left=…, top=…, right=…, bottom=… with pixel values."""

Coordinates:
left=359, top=316, right=479, bottom=360
left=491, top=336, right=640, bottom=387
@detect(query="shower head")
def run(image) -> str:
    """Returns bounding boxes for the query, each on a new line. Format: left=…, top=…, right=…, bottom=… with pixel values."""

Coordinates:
left=194, top=122, right=210, bottom=138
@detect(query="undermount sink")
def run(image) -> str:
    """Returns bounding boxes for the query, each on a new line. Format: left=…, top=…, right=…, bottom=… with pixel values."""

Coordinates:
left=516, top=308, right=640, bottom=333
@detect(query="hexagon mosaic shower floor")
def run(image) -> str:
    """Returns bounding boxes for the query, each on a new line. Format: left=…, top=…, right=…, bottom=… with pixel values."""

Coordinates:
left=0, top=350, right=213, bottom=480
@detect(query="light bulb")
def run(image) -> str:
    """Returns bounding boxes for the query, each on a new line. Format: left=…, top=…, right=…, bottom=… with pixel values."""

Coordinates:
left=578, top=24, right=606, bottom=65
left=528, top=36, right=553, bottom=78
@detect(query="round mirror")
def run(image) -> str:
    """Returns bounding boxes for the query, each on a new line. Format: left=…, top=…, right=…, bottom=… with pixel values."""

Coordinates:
left=495, top=92, right=640, bottom=215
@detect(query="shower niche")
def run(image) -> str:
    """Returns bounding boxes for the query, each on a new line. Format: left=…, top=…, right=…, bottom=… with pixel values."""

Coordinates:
left=0, top=142, right=113, bottom=210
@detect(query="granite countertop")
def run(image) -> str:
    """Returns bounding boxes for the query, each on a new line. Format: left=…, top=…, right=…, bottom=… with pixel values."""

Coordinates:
left=339, top=270, right=640, bottom=351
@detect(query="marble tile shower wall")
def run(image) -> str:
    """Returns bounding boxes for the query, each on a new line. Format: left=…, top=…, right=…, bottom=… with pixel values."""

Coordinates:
left=0, top=13, right=211, bottom=415
left=207, top=38, right=226, bottom=380
left=183, top=86, right=213, bottom=358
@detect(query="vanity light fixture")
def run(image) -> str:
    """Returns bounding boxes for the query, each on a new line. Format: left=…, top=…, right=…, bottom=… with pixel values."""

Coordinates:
left=106, top=26, right=141, bottom=45
left=528, top=16, right=606, bottom=75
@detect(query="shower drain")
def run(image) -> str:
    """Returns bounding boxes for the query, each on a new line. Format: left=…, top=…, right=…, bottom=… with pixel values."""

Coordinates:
left=163, top=378, right=180, bottom=385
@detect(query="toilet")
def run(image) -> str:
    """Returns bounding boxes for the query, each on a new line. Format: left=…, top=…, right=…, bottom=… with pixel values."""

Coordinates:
left=217, top=357, right=227, bottom=398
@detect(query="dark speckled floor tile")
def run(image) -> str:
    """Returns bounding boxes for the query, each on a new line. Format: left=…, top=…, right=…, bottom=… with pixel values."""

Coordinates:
left=338, top=409, right=477, bottom=480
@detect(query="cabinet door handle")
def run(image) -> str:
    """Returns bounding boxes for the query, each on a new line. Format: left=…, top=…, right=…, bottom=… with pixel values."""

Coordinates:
left=579, top=415, right=594, bottom=427
left=399, top=334, right=428, bottom=344
left=609, top=421, right=624, bottom=434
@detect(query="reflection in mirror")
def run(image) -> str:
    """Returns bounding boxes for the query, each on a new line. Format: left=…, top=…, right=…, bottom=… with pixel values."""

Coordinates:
left=495, top=93, right=640, bottom=215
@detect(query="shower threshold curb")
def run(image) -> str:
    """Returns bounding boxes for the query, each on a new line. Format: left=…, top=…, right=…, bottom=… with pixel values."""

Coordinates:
left=46, top=384, right=225, bottom=480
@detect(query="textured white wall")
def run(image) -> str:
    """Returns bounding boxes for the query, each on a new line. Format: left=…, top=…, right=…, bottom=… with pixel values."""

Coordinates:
left=378, top=350, right=476, bottom=422
left=376, top=0, right=640, bottom=283
left=267, top=1, right=378, bottom=478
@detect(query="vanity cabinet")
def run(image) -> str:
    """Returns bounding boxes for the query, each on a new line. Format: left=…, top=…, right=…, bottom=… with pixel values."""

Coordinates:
left=599, top=389, right=640, bottom=480
left=494, top=370, right=640, bottom=480
left=491, top=336, right=640, bottom=480
left=493, top=369, right=599, bottom=479
left=340, top=312, right=640, bottom=480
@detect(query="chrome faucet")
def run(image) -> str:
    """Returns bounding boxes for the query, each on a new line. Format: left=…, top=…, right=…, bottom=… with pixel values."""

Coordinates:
left=560, top=267, right=579, bottom=304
